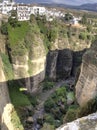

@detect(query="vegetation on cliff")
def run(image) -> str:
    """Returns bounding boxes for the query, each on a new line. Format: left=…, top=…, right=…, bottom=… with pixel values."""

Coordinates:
left=0, top=53, right=13, bottom=80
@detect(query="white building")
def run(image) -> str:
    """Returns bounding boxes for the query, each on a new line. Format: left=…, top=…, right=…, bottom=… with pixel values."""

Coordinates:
left=31, top=6, right=46, bottom=16
left=17, top=4, right=31, bottom=21
left=1, top=0, right=16, bottom=15
left=70, top=17, right=80, bottom=25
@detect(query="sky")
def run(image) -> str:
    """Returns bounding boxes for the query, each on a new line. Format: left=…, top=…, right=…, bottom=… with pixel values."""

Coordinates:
left=15, top=0, right=97, bottom=5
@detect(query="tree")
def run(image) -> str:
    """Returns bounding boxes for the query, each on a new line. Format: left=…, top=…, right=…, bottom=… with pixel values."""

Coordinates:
left=1, top=22, right=8, bottom=35
left=81, top=14, right=87, bottom=25
left=79, top=32, right=87, bottom=40
left=65, top=13, right=73, bottom=21
left=87, top=25, right=92, bottom=32
left=8, top=17, right=19, bottom=28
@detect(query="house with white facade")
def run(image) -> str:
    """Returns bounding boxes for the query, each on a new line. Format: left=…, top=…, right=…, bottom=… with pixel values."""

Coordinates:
left=70, top=16, right=81, bottom=25
left=17, top=4, right=31, bottom=21
left=31, top=6, right=46, bottom=16
left=1, top=0, right=16, bottom=15
left=45, top=9, right=65, bottom=21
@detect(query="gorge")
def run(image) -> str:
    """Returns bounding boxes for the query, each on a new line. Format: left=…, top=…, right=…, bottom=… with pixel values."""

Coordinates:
left=0, top=14, right=97, bottom=130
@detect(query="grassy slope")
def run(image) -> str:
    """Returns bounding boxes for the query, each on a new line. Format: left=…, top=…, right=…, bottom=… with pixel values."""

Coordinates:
left=8, top=84, right=31, bottom=107
left=8, top=22, right=30, bottom=46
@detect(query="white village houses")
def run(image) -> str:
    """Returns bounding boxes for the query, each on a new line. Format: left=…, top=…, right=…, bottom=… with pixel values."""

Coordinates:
left=0, top=0, right=16, bottom=15
left=0, top=0, right=80, bottom=24
left=31, top=6, right=46, bottom=16
left=17, top=4, right=31, bottom=21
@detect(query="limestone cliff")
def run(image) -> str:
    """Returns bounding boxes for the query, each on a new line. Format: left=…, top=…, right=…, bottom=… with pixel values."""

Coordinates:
left=46, top=49, right=86, bottom=81
left=76, top=41, right=97, bottom=106
left=0, top=56, right=10, bottom=130
left=56, top=112, right=97, bottom=130
left=0, top=33, right=23, bottom=130
left=46, top=50, right=58, bottom=80
left=11, top=36, right=46, bottom=93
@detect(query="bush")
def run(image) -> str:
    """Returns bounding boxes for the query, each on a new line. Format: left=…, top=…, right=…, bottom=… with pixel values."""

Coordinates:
left=47, top=28, right=58, bottom=42
left=11, top=108, right=24, bottom=130
left=42, top=81, right=54, bottom=91
left=1, top=22, right=8, bottom=35
left=8, top=17, right=19, bottom=28
left=64, top=108, right=78, bottom=122
left=44, top=86, right=67, bottom=122
left=0, top=53, right=13, bottom=80
left=44, top=114, right=55, bottom=125
left=8, top=21, right=29, bottom=46
left=79, top=32, right=87, bottom=40
left=65, top=13, right=73, bottom=21
left=44, top=98, right=56, bottom=112
left=87, top=25, right=92, bottom=32
left=40, top=123, right=54, bottom=130
left=27, top=95, right=38, bottom=107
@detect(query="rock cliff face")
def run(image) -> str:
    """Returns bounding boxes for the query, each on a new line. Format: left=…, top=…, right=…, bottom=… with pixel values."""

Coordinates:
left=57, top=49, right=73, bottom=79
left=0, top=56, right=13, bottom=130
left=76, top=41, right=97, bottom=106
left=46, top=49, right=85, bottom=81
left=46, top=50, right=58, bottom=80
left=56, top=112, right=97, bottom=130
left=46, top=49, right=73, bottom=80
left=11, top=36, right=46, bottom=93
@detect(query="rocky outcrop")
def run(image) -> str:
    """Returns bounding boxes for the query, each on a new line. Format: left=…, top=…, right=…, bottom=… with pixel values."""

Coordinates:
left=71, top=49, right=86, bottom=76
left=46, top=49, right=73, bottom=80
left=46, top=49, right=85, bottom=81
left=76, top=41, right=97, bottom=106
left=11, top=36, right=46, bottom=93
left=56, top=112, right=97, bottom=130
left=51, top=37, right=90, bottom=52
left=46, top=50, right=58, bottom=80
left=57, top=49, right=73, bottom=79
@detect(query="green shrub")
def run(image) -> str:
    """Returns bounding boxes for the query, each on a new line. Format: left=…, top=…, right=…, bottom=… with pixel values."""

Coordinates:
left=87, top=25, right=92, bottom=32
left=27, top=95, right=38, bottom=107
left=65, top=13, right=73, bottom=21
left=87, top=34, right=92, bottom=40
left=42, top=81, right=54, bottom=91
left=11, top=109, right=24, bottom=130
left=47, top=28, right=58, bottom=42
left=10, top=40, right=27, bottom=56
left=8, top=21, right=29, bottom=46
left=44, top=114, right=55, bottom=125
left=64, top=108, right=78, bottom=122
left=8, top=81, right=31, bottom=107
left=44, top=98, right=56, bottom=112
left=40, top=123, right=54, bottom=130
left=0, top=53, right=14, bottom=80
left=44, top=86, right=67, bottom=122
left=79, top=32, right=87, bottom=40
left=1, top=22, right=8, bottom=35
left=8, top=17, right=20, bottom=28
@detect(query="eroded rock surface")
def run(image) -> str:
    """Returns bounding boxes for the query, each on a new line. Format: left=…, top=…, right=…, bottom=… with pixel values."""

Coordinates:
left=11, top=36, right=46, bottom=93
left=56, top=112, right=97, bottom=130
left=76, top=41, right=97, bottom=106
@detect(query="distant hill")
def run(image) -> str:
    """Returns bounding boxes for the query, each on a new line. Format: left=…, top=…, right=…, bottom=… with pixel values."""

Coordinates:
left=14, top=0, right=97, bottom=12
left=40, top=3, right=97, bottom=12
left=76, top=3, right=97, bottom=12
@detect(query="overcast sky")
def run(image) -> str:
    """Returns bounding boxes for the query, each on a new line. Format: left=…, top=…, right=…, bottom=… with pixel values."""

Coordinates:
left=15, top=0, right=97, bottom=5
